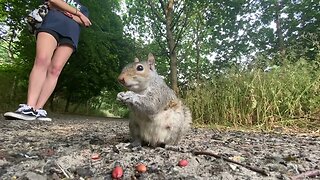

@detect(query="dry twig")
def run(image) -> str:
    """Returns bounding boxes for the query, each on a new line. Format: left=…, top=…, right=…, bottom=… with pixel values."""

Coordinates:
left=56, top=162, right=73, bottom=179
left=193, top=151, right=268, bottom=176
left=291, top=170, right=320, bottom=180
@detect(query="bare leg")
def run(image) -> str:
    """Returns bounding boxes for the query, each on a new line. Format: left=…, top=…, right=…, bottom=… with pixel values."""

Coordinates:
left=27, top=32, right=57, bottom=107
left=35, top=44, right=73, bottom=109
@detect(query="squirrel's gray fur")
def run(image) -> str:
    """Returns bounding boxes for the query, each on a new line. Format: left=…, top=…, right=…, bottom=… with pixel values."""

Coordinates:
left=117, top=53, right=192, bottom=147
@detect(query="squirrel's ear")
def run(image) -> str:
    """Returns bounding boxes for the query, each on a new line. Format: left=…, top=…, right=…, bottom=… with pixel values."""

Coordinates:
left=147, top=53, right=156, bottom=71
left=134, top=57, right=139, bottom=63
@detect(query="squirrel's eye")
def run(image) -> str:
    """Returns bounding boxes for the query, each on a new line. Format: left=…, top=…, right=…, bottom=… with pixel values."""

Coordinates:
left=136, top=65, right=144, bottom=71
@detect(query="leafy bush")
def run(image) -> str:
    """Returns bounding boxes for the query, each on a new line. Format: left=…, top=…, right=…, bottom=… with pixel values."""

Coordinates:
left=0, top=65, right=27, bottom=112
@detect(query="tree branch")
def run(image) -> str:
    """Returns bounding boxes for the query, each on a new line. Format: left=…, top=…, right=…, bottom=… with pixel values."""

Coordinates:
left=148, top=0, right=165, bottom=24
left=193, top=151, right=269, bottom=176
left=291, top=170, right=320, bottom=180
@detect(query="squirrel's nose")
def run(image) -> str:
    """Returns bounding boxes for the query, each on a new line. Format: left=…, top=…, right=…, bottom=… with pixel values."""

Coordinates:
left=118, top=77, right=125, bottom=85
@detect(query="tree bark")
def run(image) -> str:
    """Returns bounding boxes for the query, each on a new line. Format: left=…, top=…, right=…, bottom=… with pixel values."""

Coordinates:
left=48, top=94, right=54, bottom=111
left=195, top=15, right=201, bottom=82
left=165, top=0, right=179, bottom=95
left=64, top=93, right=71, bottom=113
left=275, top=0, right=285, bottom=58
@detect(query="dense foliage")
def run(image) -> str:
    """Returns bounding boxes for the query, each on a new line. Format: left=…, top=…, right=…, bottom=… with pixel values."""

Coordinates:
left=125, top=0, right=320, bottom=83
left=0, top=0, right=319, bottom=129
left=0, top=0, right=135, bottom=113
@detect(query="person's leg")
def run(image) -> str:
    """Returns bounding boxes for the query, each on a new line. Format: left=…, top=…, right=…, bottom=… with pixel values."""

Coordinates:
left=27, top=32, right=57, bottom=107
left=3, top=32, right=57, bottom=120
left=34, top=44, right=74, bottom=109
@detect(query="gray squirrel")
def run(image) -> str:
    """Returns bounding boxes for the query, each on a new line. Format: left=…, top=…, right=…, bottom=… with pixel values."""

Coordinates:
left=117, top=53, right=192, bottom=147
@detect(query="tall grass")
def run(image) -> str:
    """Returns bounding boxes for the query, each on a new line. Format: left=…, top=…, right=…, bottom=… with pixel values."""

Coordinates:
left=185, top=60, right=320, bottom=131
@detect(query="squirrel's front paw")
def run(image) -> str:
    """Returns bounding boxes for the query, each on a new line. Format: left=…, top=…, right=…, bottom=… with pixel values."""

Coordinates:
left=117, top=91, right=137, bottom=104
left=116, top=91, right=129, bottom=102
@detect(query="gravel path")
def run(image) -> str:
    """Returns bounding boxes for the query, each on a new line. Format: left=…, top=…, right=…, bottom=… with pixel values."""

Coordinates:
left=0, top=114, right=319, bottom=179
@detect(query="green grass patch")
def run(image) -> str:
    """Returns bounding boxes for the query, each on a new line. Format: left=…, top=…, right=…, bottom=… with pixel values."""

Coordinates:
left=185, top=60, right=320, bottom=132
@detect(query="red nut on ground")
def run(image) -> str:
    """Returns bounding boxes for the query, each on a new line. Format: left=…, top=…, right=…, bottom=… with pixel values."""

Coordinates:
left=91, top=153, right=100, bottom=160
left=112, top=166, right=123, bottom=179
left=136, top=163, right=147, bottom=173
left=178, top=159, right=189, bottom=167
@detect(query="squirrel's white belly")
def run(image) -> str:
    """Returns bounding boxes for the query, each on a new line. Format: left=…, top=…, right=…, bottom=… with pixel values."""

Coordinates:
left=130, top=106, right=185, bottom=145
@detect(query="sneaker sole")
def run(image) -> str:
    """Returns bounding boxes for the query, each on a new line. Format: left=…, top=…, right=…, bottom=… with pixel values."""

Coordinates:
left=3, top=112, right=37, bottom=121
left=37, top=117, right=52, bottom=121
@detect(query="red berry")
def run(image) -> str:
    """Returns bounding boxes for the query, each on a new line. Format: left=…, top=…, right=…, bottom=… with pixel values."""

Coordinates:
left=112, top=166, right=123, bottom=179
left=178, top=159, right=188, bottom=167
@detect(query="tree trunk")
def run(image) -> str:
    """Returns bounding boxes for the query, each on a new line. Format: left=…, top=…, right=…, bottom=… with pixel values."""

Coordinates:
left=10, top=76, right=17, bottom=102
left=72, top=102, right=81, bottom=113
left=64, top=93, right=71, bottom=113
left=165, top=0, right=179, bottom=95
left=48, top=94, right=54, bottom=111
left=195, top=17, right=201, bottom=82
left=275, top=0, right=285, bottom=58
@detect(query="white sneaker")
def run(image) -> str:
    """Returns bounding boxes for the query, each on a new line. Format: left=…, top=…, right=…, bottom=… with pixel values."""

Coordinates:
left=36, top=109, right=52, bottom=121
left=4, top=104, right=37, bottom=121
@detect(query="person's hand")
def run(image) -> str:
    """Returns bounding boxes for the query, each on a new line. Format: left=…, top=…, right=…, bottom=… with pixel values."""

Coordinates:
left=78, top=13, right=92, bottom=27
left=64, top=11, right=73, bottom=18
left=46, top=1, right=52, bottom=9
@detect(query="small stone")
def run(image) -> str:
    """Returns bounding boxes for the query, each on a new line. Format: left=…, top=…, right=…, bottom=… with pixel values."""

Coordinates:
left=76, top=167, right=93, bottom=178
left=25, top=172, right=46, bottom=180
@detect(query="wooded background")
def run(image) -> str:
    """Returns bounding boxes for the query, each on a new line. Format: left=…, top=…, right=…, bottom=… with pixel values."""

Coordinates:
left=0, top=0, right=319, bottom=130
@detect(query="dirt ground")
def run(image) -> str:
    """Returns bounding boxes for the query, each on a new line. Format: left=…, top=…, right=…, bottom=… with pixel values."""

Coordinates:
left=0, top=114, right=319, bottom=180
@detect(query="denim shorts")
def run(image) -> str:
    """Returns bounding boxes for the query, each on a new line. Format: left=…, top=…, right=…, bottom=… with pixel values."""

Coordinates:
left=37, top=28, right=75, bottom=50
